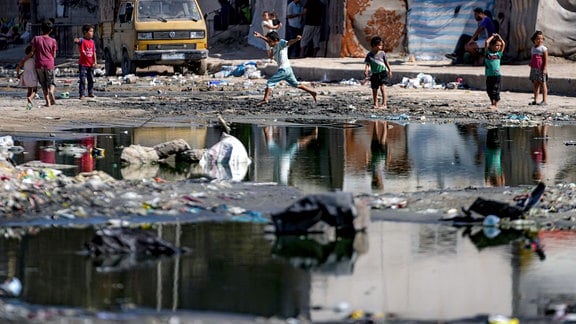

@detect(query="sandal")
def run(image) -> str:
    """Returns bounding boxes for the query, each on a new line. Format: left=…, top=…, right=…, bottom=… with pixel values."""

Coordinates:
left=528, top=101, right=537, bottom=105
left=26, top=102, right=33, bottom=110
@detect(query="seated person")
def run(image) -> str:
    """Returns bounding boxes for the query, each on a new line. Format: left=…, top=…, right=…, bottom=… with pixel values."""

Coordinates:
left=7, top=26, right=22, bottom=44
left=446, top=7, right=495, bottom=65
left=0, top=26, right=9, bottom=50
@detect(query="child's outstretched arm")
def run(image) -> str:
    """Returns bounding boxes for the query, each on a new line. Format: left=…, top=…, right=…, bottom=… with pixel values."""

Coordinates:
left=253, top=31, right=270, bottom=45
left=287, top=35, right=301, bottom=46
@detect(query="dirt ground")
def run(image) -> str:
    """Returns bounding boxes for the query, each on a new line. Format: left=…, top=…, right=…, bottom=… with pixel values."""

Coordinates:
left=0, top=75, right=574, bottom=135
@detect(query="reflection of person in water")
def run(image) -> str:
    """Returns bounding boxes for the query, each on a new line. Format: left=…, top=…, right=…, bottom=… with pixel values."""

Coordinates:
left=346, top=121, right=409, bottom=191
left=531, top=125, right=548, bottom=182
left=264, top=126, right=318, bottom=185
left=485, top=128, right=504, bottom=186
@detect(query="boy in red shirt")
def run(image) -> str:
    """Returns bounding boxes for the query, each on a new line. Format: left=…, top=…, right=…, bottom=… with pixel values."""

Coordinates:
left=74, top=24, right=97, bottom=99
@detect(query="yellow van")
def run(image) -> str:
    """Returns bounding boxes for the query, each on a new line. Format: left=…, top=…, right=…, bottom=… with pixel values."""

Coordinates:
left=100, top=0, right=208, bottom=76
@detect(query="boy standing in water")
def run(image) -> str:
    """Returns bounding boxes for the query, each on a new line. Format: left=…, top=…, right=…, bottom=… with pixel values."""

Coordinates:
left=74, top=24, right=98, bottom=99
left=253, top=31, right=317, bottom=106
left=484, top=33, right=505, bottom=109
left=364, top=36, right=392, bottom=109
left=29, top=20, right=58, bottom=107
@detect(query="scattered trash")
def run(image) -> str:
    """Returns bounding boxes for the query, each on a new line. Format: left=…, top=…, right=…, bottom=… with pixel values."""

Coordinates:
left=397, top=72, right=436, bottom=88
left=85, top=227, right=182, bottom=256
left=507, top=114, right=530, bottom=121
left=388, top=113, right=410, bottom=121
left=488, top=314, right=519, bottom=324
left=271, top=192, right=369, bottom=235
left=90, top=147, right=105, bottom=158
left=58, top=143, right=87, bottom=158
left=442, top=182, right=546, bottom=223
left=339, top=78, right=362, bottom=86
left=0, top=277, right=22, bottom=297
left=84, top=227, right=186, bottom=272
left=199, top=133, right=252, bottom=181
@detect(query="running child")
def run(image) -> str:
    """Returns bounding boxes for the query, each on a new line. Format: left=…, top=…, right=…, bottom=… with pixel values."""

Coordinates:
left=253, top=31, right=317, bottom=106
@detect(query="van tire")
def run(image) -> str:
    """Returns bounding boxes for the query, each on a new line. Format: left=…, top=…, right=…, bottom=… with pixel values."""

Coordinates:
left=122, top=51, right=136, bottom=76
left=104, top=50, right=116, bottom=76
left=190, top=59, right=207, bottom=76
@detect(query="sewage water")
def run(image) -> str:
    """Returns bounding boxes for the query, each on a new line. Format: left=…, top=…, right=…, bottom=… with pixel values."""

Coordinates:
left=6, top=121, right=574, bottom=192
left=0, top=221, right=574, bottom=321
left=2, top=121, right=576, bottom=321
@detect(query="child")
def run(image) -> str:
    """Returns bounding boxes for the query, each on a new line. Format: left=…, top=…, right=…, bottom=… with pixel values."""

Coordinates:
left=364, top=36, right=392, bottom=109
left=74, top=24, right=98, bottom=99
left=253, top=31, right=317, bottom=106
left=16, top=45, right=38, bottom=110
left=270, top=12, right=282, bottom=33
left=529, top=31, right=548, bottom=106
left=30, top=19, right=58, bottom=107
left=261, top=11, right=279, bottom=58
left=484, top=33, right=505, bottom=109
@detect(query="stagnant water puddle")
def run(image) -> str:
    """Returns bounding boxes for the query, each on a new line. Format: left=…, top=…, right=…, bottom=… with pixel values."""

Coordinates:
left=1, top=221, right=575, bottom=321
left=7, top=121, right=576, bottom=192
left=3, top=121, right=576, bottom=321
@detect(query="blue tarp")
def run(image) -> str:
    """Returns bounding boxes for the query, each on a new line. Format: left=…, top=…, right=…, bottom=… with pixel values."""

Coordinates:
left=407, top=0, right=495, bottom=59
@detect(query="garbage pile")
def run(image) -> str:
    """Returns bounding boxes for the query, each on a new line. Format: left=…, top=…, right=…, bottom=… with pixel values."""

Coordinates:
left=0, top=131, right=270, bottom=222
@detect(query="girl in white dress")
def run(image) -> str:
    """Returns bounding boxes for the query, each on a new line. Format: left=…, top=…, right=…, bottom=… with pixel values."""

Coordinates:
left=16, top=45, right=38, bottom=110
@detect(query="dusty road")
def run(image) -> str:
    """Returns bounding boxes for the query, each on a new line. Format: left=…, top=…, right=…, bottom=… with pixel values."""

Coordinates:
left=0, top=72, right=574, bottom=136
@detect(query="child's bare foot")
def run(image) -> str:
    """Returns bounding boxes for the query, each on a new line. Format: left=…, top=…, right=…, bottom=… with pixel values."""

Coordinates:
left=487, top=105, right=497, bottom=110
left=380, top=105, right=388, bottom=109
left=256, top=100, right=268, bottom=107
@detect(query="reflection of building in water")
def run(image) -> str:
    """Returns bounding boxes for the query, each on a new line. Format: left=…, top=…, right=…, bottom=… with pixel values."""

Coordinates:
left=310, top=222, right=515, bottom=321
left=407, top=124, right=486, bottom=191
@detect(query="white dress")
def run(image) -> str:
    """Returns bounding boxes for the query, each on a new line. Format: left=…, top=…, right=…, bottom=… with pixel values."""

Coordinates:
left=19, top=58, right=38, bottom=88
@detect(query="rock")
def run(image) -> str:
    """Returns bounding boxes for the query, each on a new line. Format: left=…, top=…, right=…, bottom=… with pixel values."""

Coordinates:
left=153, top=139, right=191, bottom=159
left=121, top=144, right=160, bottom=165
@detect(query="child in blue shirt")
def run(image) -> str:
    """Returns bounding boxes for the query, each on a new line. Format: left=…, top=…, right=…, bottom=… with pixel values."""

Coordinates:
left=484, top=33, right=505, bottom=109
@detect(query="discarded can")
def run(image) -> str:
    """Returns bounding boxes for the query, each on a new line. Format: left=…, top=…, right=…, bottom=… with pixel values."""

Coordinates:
left=91, top=147, right=105, bottom=158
